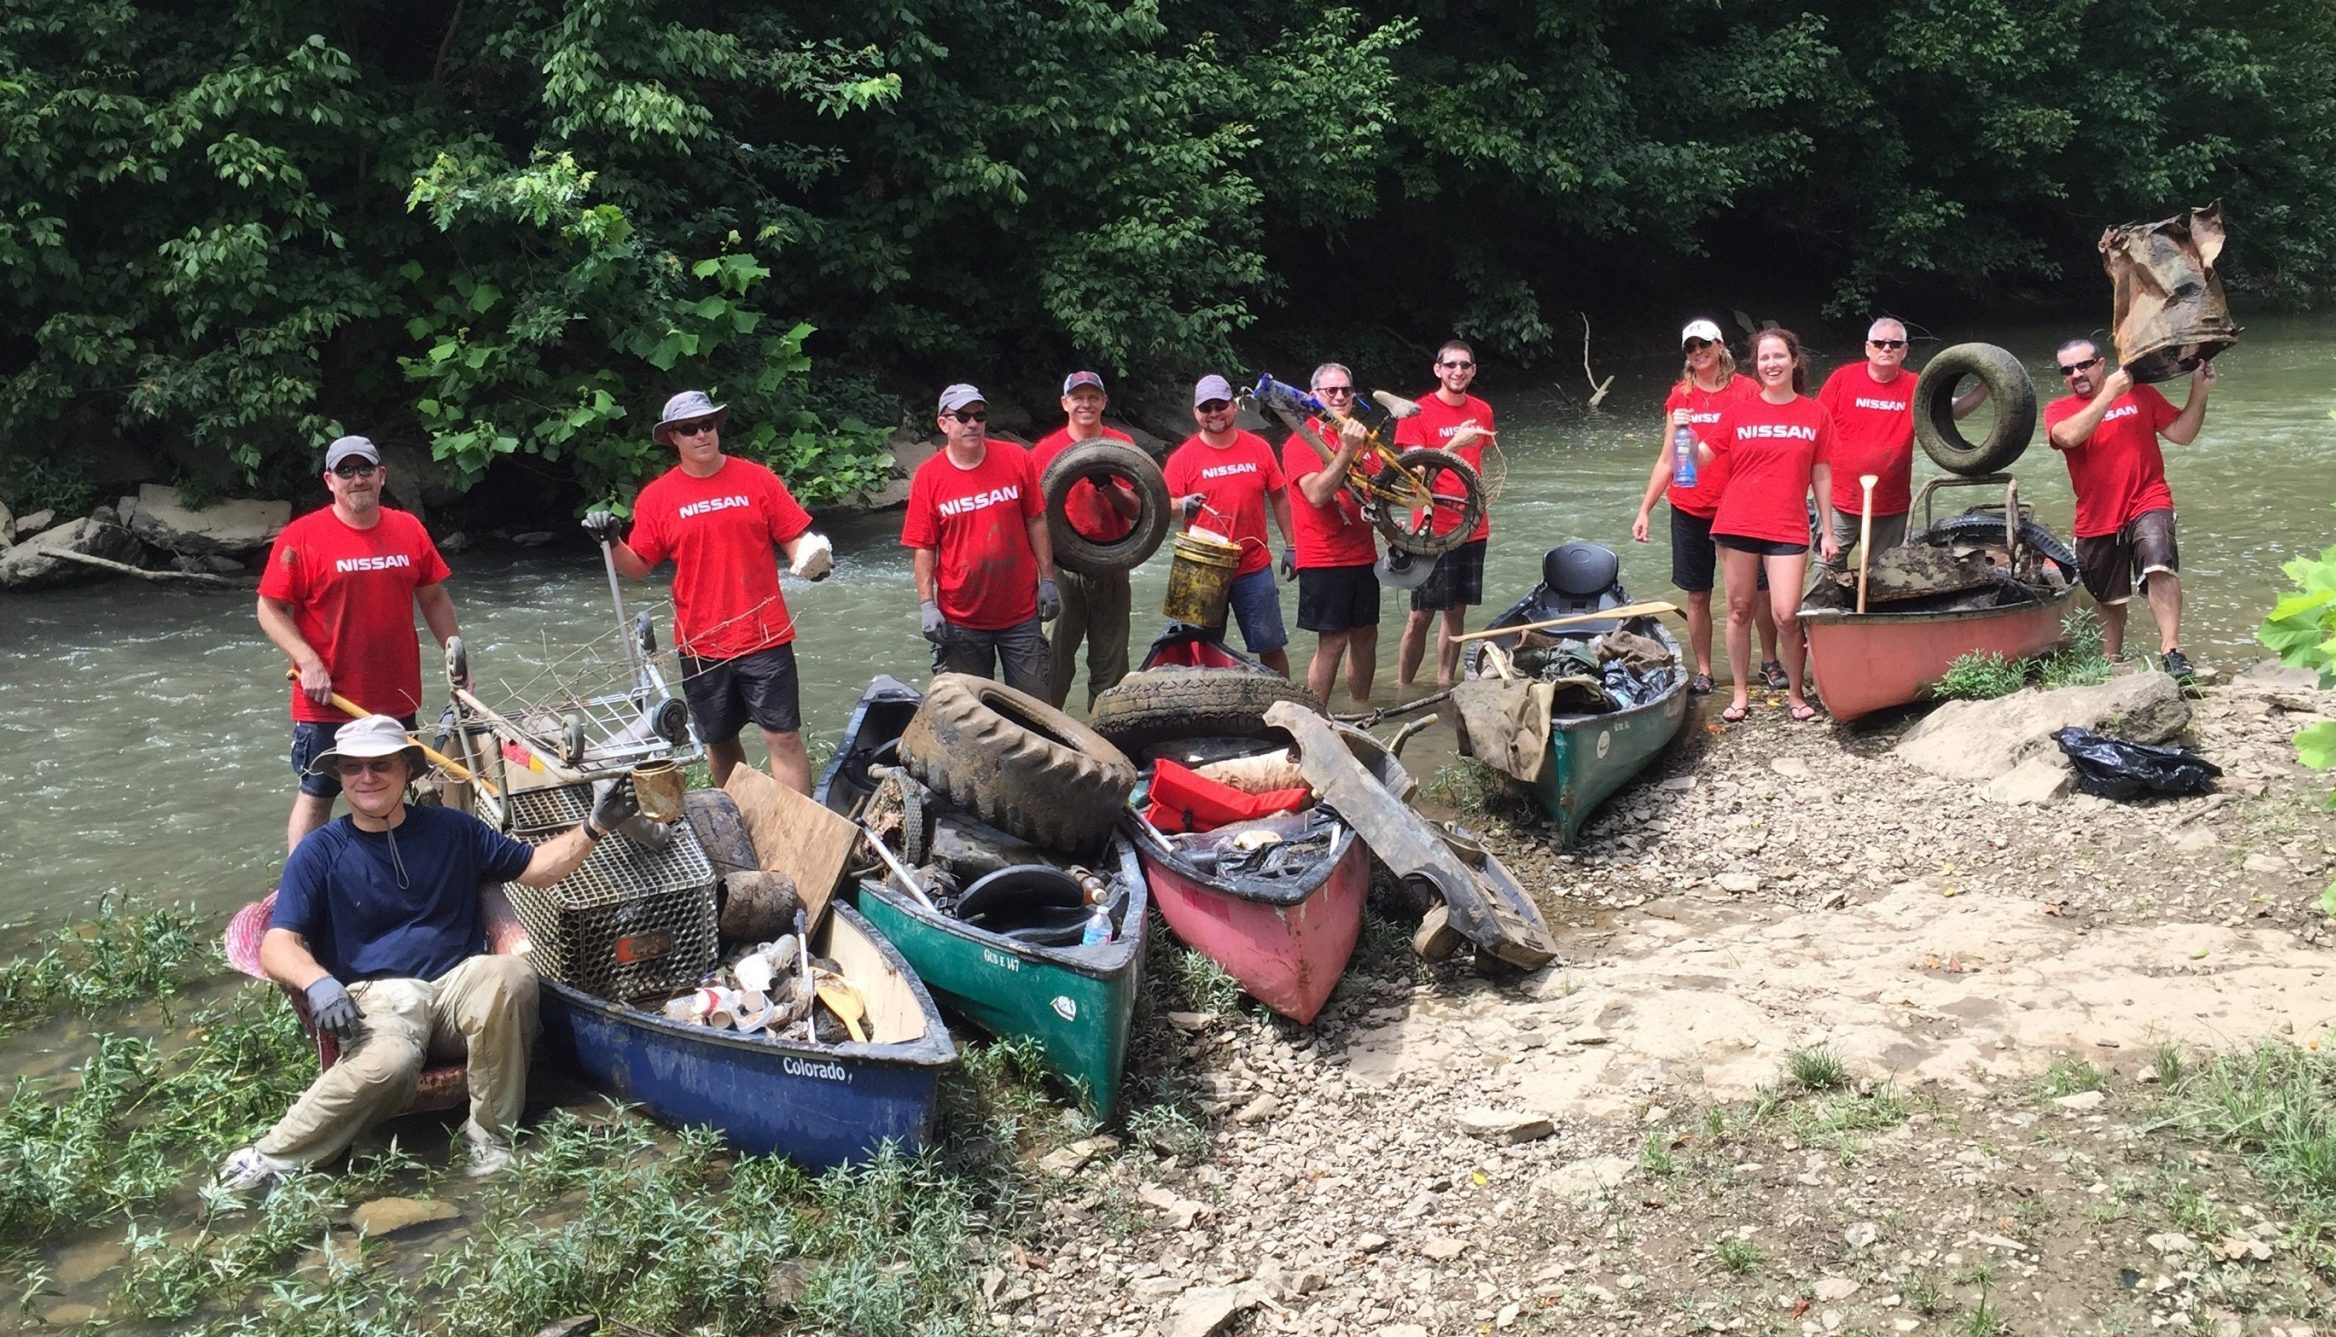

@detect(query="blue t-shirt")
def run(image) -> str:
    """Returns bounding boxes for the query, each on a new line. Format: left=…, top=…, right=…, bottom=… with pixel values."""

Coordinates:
left=273, top=805, right=536, bottom=982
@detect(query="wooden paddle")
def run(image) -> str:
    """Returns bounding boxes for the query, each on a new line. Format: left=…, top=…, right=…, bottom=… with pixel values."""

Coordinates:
left=1855, top=474, right=1879, bottom=615
left=1448, top=599, right=1680, bottom=644
left=289, top=668, right=480, bottom=785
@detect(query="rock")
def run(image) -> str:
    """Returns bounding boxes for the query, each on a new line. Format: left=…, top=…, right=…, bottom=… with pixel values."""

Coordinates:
left=18, top=508, right=55, bottom=535
left=349, top=1196, right=460, bottom=1237
left=1983, top=753, right=2074, bottom=806
left=1845, top=1221, right=1880, bottom=1249
left=1138, top=1183, right=1208, bottom=1229
left=124, top=483, right=289, bottom=556
left=1234, top=1094, right=1282, bottom=1124
left=764, top=1257, right=815, bottom=1310
left=1166, top=1011, right=1216, bottom=1032
left=172, top=553, right=247, bottom=576
left=1813, top=1277, right=1860, bottom=1301
left=1770, top=757, right=1813, bottom=779
left=1038, top=1137, right=1117, bottom=1177
left=2053, top=1090, right=2107, bottom=1112
left=39, top=1304, right=97, bottom=1327
left=0, top=498, right=12, bottom=544
left=2147, top=1231, right=2197, bottom=1256
left=1716, top=872, right=1761, bottom=894
left=534, top=1319, right=599, bottom=1337
left=438, top=531, right=471, bottom=555
left=2245, top=853, right=2291, bottom=875
left=510, top=530, right=555, bottom=547
left=1458, top=1107, right=1555, bottom=1145
left=0, top=517, right=147, bottom=589
left=1420, top=1236, right=1468, bottom=1261
left=1164, top=1284, right=1259, bottom=1337
left=1535, top=1155, right=1634, bottom=1204
left=1895, top=674, right=2191, bottom=781
left=1378, top=1327, right=1430, bottom=1337
left=1567, top=1024, right=1611, bottom=1046
left=1357, top=1233, right=1390, bottom=1254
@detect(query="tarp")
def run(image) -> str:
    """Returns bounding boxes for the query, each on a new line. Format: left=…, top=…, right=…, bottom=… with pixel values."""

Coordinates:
left=1450, top=679, right=1552, bottom=784
left=2100, top=201, right=2240, bottom=385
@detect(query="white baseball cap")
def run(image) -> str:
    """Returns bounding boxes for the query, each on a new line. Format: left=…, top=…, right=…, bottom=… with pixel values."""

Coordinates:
left=1680, top=320, right=1726, bottom=346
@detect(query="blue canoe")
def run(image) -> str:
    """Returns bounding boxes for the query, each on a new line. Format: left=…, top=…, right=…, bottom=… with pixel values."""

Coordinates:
left=535, top=900, right=958, bottom=1169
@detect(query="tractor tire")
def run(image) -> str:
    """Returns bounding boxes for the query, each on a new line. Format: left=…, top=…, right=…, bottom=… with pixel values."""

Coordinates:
left=1088, top=668, right=1324, bottom=758
left=1914, top=343, right=2038, bottom=476
left=898, top=674, right=1135, bottom=858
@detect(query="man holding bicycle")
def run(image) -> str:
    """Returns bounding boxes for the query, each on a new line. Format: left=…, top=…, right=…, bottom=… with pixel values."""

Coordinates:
left=1395, top=341, right=1496, bottom=688
left=1281, top=362, right=1381, bottom=704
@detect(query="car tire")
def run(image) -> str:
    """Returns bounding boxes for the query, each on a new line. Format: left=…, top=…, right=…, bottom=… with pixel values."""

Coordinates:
left=1041, top=440, right=1171, bottom=575
left=1914, top=343, right=2038, bottom=476
left=898, top=674, right=1136, bottom=858
left=1088, top=668, right=1325, bottom=758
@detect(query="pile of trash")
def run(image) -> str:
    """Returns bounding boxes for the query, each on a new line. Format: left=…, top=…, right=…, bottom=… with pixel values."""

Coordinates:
left=661, top=933, right=867, bottom=1043
left=1804, top=506, right=2079, bottom=616
left=1483, top=628, right=1680, bottom=714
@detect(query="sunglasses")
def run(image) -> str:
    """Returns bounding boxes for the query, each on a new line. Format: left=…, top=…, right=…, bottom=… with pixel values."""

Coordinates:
left=1195, top=400, right=1233, bottom=414
left=1868, top=339, right=1907, bottom=350
left=1682, top=339, right=1716, bottom=354
left=1314, top=385, right=1355, bottom=397
left=670, top=420, right=719, bottom=437
left=1438, top=360, right=1475, bottom=370
left=2058, top=356, right=2104, bottom=378
left=948, top=410, right=987, bottom=424
left=334, top=756, right=403, bottom=777
left=331, top=460, right=380, bottom=479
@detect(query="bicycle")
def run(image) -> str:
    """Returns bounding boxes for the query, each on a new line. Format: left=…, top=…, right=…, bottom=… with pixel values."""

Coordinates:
left=1247, top=373, right=1487, bottom=558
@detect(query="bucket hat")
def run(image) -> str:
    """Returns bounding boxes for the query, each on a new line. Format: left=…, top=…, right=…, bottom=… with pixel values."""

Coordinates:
left=306, top=714, right=426, bottom=778
left=653, top=390, right=729, bottom=445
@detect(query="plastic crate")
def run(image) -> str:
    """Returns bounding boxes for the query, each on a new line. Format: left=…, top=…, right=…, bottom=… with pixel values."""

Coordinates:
left=499, top=781, right=717, bottom=1000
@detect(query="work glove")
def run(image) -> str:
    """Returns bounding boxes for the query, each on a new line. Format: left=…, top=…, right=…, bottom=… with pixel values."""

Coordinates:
left=1279, top=546, right=1298, bottom=581
left=582, top=511, right=625, bottom=545
left=1176, top=493, right=1205, bottom=520
left=304, top=976, right=365, bottom=1044
left=920, top=600, right=947, bottom=645
left=587, top=777, right=640, bottom=838
left=789, top=532, right=835, bottom=582
left=1036, top=578, right=1060, bottom=622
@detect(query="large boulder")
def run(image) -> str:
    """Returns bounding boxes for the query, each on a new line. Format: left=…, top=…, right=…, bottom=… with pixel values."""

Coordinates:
left=1894, top=672, right=2191, bottom=782
left=0, top=517, right=146, bottom=589
left=125, top=483, right=289, bottom=557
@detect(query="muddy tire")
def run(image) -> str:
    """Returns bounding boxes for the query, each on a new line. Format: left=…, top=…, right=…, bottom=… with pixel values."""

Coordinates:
left=1914, top=343, right=2038, bottom=476
left=1088, top=669, right=1325, bottom=757
left=898, top=674, right=1135, bottom=858
left=1909, top=511, right=2080, bottom=581
left=1375, top=449, right=1485, bottom=557
left=1042, top=440, right=1171, bottom=575
left=685, top=789, right=759, bottom=877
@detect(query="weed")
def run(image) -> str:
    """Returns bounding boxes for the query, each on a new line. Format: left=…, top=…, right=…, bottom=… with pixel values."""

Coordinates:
left=1783, top=1046, right=1850, bottom=1092
left=1162, top=946, right=1243, bottom=1016
left=2152, top=1040, right=2185, bottom=1090
left=1422, top=759, right=1535, bottom=821
left=2040, top=1057, right=2108, bottom=1097
left=2039, top=609, right=2112, bottom=689
left=0, top=901, right=206, bottom=1034
left=1930, top=651, right=2027, bottom=701
left=1905, top=1268, right=1949, bottom=1314
left=1711, top=1236, right=1762, bottom=1274
left=1704, top=1106, right=1727, bottom=1143
left=1639, top=1129, right=1677, bottom=1177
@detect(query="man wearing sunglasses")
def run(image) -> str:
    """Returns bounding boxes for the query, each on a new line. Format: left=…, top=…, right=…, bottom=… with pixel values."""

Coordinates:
left=259, top=435, right=462, bottom=853
left=2045, top=339, right=2216, bottom=677
left=1282, top=362, right=1381, bottom=704
left=1165, top=374, right=1296, bottom=675
left=1396, top=340, right=1496, bottom=688
left=1814, top=318, right=1989, bottom=570
left=589, top=391, right=833, bottom=793
left=1028, top=371, right=1142, bottom=708
left=902, top=383, right=1058, bottom=696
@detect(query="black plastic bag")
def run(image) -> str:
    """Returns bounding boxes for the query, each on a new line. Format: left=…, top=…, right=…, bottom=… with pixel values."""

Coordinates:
left=2051, top=727, right=2221, bottom=800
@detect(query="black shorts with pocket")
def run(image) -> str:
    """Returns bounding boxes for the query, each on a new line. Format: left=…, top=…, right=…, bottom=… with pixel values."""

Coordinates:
left=1712, top=533, right=1809, bottom=558
left=2075, top=508, right=2178, bottom=605
left=681, top=642, right=802, bottom=744
left=1411, top=538, right=1487, bottom=612
left=1297, top=563, right=1381, bottom=632
left=1670, top=508, right=1718, bottom=593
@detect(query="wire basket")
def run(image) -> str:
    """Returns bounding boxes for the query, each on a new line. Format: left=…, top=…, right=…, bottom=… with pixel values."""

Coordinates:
left=500, top=780, right=717, bottom=1000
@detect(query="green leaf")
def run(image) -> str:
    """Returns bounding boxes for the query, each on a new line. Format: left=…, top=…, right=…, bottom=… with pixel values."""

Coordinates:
left=2299, top=721, right=2336, bottom=773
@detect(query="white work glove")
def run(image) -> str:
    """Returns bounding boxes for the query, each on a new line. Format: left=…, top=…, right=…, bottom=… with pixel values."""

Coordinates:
left=789, top=532, right=835, bottom=582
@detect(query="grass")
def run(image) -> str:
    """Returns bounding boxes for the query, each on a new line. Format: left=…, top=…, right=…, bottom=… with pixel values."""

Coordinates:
left=0, top=900, right=205, bottom=1034
left=2039, top=1057, right=2109, bottom=1097
left=1421, top=758, right=1537, bottom=823
left=1927, top=610, right=2114, bottom=701
left=1711, top=1236, right=1762, bottom=1274
left=1783, top=1046, right=1850, bottom=1092
left=2038, top=608, right=2112, bottom=689
left=2155, top=1040, right=2336, bottom=1267
left=1930, top=651, right=2028, bottom=701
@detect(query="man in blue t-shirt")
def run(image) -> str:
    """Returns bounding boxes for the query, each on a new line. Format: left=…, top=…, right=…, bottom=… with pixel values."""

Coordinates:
left=218, top=714, right=637, bottom=1191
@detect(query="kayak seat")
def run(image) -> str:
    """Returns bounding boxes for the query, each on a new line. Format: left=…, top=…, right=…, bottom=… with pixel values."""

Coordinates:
left=224, top=891, right=470, bottom=1116
left=1519, top=542, right=1631, bottom=627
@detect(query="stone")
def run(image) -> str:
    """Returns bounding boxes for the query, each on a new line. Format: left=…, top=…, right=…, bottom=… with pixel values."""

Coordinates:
left=1166, top=1011, right=1216, bottom=1031
left=40, top=1305, right=97, bottom=1327
left=1420, top=1236, right=1468, bottom=1261
left=1813, top=1277, right=1860, bottom=1301
left=124, top=483, right=289, bottom=556
left=1984, top=753, right=2074, bottom=806
left=349, top=1196, right=460, bottom=1237
left=18, top=508, right=55, bottom=535
left=1138, top=1183, right=1208, bottom=1230
left=438, top=531, right=472, bottom=554
left=2053, top=1090, right=2107, bottom=1112
left=1716, top=871, right=1761, bottom=894
left=1458, top=1107, right=1555, bottom=1145
left=1770, top=757, right=1813, bottom=779
left=1567, top=1024, right=1611, bottom=1046
left=535, top=1318, right=600, bottom=1337
left=1234, top=1094, right=1282, bottom=1124
left=1164, top=1284, right=1259, bottom=1337
left=0, top=517, right=145, bottom=589
left=173, top=553, right=247, bottom=576
left=2146, top=1231, right=2197, bottom=1256
left=1844, top=1221, right=1880, bottom=1249
left=1357, top=1233, right=1390, bottom=1254
left=1535, top=1155, right=1634, bottom=1204
left=1895, top=673, right=2191, bottom=781
left=765, top=1257, right=815, bottom=1310
left=1378, top=1327, right=1431, bottom=1337
left=1039, top=1144, right=1097, bottom=1177
left=2245, top=853, right=2291, bottom=875
left=0, top=498, right=12, bottom=544
left=510, top=530, right=555, bottom=546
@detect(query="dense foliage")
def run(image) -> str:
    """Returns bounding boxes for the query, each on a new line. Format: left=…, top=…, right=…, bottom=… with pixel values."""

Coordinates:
left=2258, top=496, right=2336, bottom=904
left=4, top=0, right=2331, bottom=509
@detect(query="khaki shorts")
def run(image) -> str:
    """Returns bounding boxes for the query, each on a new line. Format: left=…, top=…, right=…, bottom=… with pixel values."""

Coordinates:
left=2075, top=509, right=2178, bottom=605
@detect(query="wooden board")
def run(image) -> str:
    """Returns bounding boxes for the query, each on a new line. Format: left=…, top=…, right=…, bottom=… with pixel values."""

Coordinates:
left=723, top=764, right=860, bottom=928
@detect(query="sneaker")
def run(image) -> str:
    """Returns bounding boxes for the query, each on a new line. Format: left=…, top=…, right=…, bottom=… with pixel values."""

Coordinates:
left=2161, top=648, right=2194, bottom=681
left=1689, top=672, right=1715, bottom=695
left=461, top=1126, right=516, bottom=1179
left=1760, top=659, right=1789, bottom=690
left=216, top=1146, right=298, bottom=1194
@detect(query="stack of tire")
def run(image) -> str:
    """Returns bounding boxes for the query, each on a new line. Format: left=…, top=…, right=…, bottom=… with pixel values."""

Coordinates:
left=896, top=674, right=1139, bottom=860
left=1912, top=343, right=2040, bottom=477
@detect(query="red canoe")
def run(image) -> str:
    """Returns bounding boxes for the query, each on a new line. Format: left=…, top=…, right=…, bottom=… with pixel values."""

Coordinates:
left=1130, top=818, right=1367, bottom=1025
left=1801, top=583, right=2078, bottom=722
left=1140, top=626, right=1275, bottom=674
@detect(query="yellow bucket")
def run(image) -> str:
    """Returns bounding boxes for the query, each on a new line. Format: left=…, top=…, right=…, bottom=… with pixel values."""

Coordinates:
left=1163, top=529, right=1242, bottom=627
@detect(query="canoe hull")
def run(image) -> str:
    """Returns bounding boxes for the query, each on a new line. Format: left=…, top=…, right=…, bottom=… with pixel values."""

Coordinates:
left=1802, top=585, right=2077, bottom=722
left=1138, top=832, right=1366, bottom=1025
left=536, top=902, right=956, bottom=1169
left=1535, top=677, right=1692, bottom=845
left=851, top=834, right=1147, bottom=1120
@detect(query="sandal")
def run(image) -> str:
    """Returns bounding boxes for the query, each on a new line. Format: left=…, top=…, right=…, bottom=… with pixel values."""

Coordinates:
left=1720, top=702, right=1749, bottom=722
left=1760, top=659, right=1789, bottom=690
left=1789, top=702, right=1822, bottom=722
left=1689, top=672, right=1715, bottom=695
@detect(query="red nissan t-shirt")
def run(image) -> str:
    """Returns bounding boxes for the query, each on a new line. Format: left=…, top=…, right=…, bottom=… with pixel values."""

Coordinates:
left=1164, top=430, right=1285, bottom=578
left=1705, top=395, right=1836, bottom=546
left=901, top=442, right=1043, bottom=629
left=1815, top=363, right=1917, bottom=516
left=1282, top=420, right=1378, bottom=569
left=1662, top=375, right=1759, bottom=518
left=1028, top=427, right=1138, bottom=545
left=626, top=456, right=813, bottom=661
left=259, top=506, right=452, bottom=723
left=2044, top=385, right=2179, bottom=538
left=1394, top=392, right=1494, bottom=542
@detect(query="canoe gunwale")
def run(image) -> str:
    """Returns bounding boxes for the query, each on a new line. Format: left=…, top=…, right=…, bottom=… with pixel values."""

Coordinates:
left=854, top=829, right=1150, bottom=979
left=1125, top=814, right=1357, bottom=910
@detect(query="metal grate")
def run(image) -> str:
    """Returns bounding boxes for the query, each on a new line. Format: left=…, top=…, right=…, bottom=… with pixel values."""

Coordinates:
left=501, top=780, right=717, bottom=999
left=505, top=780, right=597, bottom=836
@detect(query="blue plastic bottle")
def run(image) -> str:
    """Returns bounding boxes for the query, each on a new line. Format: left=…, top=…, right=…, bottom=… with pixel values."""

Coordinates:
left=1671, top=425, right=1699, bottom=488
left=1079, top=906, right=1114, bottom=946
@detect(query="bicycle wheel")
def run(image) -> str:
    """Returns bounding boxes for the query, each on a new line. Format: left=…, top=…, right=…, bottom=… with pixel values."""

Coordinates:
left=1373, top=449, right=1484, bottom=557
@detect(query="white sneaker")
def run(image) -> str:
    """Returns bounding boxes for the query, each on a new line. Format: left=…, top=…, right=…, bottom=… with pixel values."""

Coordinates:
left=462, top=1134, right=515, bottom=1179
left=216, top=1146, right=299, bottom=1194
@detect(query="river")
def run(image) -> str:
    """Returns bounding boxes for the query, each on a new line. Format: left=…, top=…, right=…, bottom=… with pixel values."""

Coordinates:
left=2, top=315, right=2328, bottom=927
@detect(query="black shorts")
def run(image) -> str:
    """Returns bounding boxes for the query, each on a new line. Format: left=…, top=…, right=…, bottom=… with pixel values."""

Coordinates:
left=1411, top=539, right=1487, bottom=612
left=2075, top=508, right=2178, bottom=605
left=1670, top=508, right=1718, bottom=593
left=1297, top=563, right=1382, bottom=632
left=1712, top=533, right=1809, bottom=558
left=681, top=643, right=802, bottom=743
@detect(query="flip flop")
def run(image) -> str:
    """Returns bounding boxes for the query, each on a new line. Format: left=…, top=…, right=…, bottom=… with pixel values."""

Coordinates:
left=1789, top=702, right=1822, bottom=722
left=1720, top=703, right=1749, bottom=723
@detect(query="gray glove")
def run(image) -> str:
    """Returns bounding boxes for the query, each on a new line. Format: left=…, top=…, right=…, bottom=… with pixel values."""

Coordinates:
left=1279, top=545, right=1298, bottom=581
left=305, top=976, right=364, bottom=1044
left=1036, top=578, right=1060, bottom=622
left=587, top=777, right=639, bottom=838
left=582, top=511, right=624, bottom=545
left=1176, top=493, right=1205, bottom=519
left=920, top=600, right=947, bottom=645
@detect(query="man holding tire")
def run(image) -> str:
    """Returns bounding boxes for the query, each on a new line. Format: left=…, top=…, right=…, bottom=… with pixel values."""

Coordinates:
left=1815, top=318, right=1990, bottom=569
left=904, top=383, right=1059, bottom=697
left=2045, top=340, right=2215, bottom=678
left=1166, top=374, right=1297, bottom=676
left=1282, top=362, right=1382, bottom=706
left=1395, top=340, right=1496, bottom=689
left=1028, top=371, right=1142, bottom=709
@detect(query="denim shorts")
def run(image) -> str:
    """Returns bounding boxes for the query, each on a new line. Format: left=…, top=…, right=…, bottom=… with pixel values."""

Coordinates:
left=1225, top=567, right=1289, bottom=655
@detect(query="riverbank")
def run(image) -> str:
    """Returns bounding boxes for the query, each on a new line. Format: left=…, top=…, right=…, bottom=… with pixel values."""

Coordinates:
left=9, top=664, right=2334, bottom=1331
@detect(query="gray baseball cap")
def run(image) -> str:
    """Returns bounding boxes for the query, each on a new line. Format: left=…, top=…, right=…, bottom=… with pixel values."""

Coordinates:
left=653, top=390, right=729, bottom=444
left=1192, top=374, right=1235, bottom=407
left=324, top=436, right=380, bottom=470
left=938, top=383, right=986, bottom=415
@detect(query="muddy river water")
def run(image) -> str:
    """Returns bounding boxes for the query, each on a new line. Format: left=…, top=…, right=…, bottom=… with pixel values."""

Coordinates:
left=2, top=315, right=2328, bottom=926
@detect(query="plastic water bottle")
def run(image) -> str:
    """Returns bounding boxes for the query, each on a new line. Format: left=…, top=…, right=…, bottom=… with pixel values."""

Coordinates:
left=1079, top=906, right=1114, bottom=947
left=1671, top=425, right=1699, bottom=488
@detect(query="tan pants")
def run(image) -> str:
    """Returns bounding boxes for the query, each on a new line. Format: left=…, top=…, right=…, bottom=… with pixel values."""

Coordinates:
left=1047, top=566, right=1133, bottom=709
left=257, top=955, right=539, bottom=1165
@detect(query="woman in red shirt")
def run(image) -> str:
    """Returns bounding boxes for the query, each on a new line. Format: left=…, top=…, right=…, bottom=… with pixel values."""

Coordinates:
left=1630, top=319, right=1780, bottom=695
left=1696, top=328, right=1838, bottom=723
